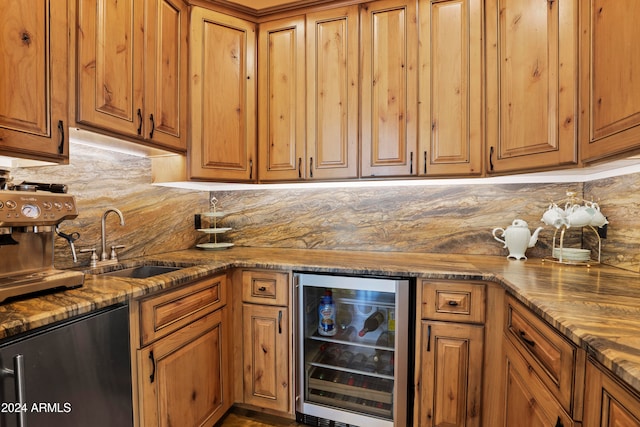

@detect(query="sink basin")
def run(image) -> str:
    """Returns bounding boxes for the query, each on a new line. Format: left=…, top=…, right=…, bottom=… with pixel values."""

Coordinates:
left=99, top=265, right=182, bottom=279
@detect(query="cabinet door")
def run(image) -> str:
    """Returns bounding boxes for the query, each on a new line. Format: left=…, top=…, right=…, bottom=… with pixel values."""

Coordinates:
left=242, top=303, right=290, bottom=413
left=360, top=0, right=418, bottom=177
left=143, top=0, right=188, bottom=151
left=77, top=0, right=145, bottom=137
left=418, top=0, right=482, bottom=176
left=486, top=0, right=578, bottom=173
left=258, top=17, right=306, bottom=181
left=0, top=0, right=69, bottom=162
left=138, top=308, right=230, bottom=427
left=503, top=339, right=573, bottom=427
left=189, top=8, right=257, bottom=181
left=584, top=361, right=640, bottom=427
left=420, top=321, right=483, bottom=427
left=306, top=6, right=359, bottom=180
left=580, top=1, right=640, bottom=163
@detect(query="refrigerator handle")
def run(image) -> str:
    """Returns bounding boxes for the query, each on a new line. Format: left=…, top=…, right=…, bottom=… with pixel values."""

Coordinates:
left=1, top=354, right=27, bottom=427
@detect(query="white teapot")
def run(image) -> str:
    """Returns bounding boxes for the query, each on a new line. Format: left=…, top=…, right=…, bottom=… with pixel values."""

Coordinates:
left=492, top=219, right=543, bottom=260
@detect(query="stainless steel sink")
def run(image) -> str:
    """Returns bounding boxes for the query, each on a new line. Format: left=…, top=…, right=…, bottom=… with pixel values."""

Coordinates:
left=98, top=265, right=182, bottom=278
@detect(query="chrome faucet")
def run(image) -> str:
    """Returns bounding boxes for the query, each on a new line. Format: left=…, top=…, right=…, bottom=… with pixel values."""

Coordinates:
left=101, top=208, right=125, bottom=262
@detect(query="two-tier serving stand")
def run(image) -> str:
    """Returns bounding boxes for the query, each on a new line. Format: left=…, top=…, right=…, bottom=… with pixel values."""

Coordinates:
left=196, top=197, right=234, bottom=250
left=542, top=192, right=603, bottom=267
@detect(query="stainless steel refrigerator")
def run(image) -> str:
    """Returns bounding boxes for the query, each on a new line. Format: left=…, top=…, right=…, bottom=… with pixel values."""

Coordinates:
left=296, top=273, right=413, bottom=427
left=0, top=304, right=133, bottom=427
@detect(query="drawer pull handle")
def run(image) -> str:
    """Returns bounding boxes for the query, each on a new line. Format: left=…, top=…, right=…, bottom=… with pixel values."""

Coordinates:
left=149, top=351, right=156, bottom=383
left=447, top=300, right=459, bottom=306
left=258, top=286, right=267, bottom=292
left=519, top=330, right=536, bottom=347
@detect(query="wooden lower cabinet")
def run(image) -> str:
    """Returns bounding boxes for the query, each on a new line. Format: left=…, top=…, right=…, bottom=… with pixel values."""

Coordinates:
left=418, top=280, right=487, bottom=427
left=242, top=303, right=290, bottom=413
left=419, top=321, right=483, bottom=427
left=503, top=338, right=573, bottom=427
left=238, top=269, right=292, bottom=415
left=137, top=307, right=230, bottom=427
left=584, top=360, right=640, bottom=427
left=133, top=273, right=230, bottom=427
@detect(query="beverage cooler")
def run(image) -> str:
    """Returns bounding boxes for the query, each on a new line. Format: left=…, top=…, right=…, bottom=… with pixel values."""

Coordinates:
left=295, top=273, right=413, bottom=427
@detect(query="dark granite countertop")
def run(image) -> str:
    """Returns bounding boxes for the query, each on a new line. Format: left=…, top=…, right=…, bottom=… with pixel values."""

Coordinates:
left=1, top=246, right=639, bottom=396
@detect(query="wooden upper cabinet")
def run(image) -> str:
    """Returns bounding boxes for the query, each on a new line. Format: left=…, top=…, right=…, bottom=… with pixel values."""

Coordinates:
left=485, top=0, right=578, bottom=174
left=580, top=1, right=640, bottom=163
left=0, top=0, right=69, bottom=162
left=77, top=0, right=144, bottom=138
left=77, top=0, right=187, bottom=152
left=418, top=0, right=482, bottom=176
left=360, top=0, right=418, bottom=178
left=143, top=0, right=188, bottom=151
left=189, top=8, right=257, bottom=181
left=258, top=17, right=306, bottom=181
left=306, top=6, right=359, bottom=180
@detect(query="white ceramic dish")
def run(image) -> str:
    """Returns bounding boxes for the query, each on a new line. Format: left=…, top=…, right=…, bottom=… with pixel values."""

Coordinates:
left=197, top=228, right=232, bottom=234
left=200, top=212, right=226, bottom=218
left=196, top=242, right=234, bottom=250
left=553, top=247, right=591, bottom=261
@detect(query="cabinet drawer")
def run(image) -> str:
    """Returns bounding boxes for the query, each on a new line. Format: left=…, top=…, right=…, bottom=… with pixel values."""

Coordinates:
left=421, top=280, right=486, bottom=323
left=139, top=274, right=226, bottom=345
left=505, top=295, right=584, bottom=415
left=242, top=270, right=289, bottom=306
left=504, top=338, right=574, bottom=427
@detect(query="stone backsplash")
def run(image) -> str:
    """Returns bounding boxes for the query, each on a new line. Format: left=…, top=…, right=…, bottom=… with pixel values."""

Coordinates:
left=8, top=144, right=639, bottom=273
left=212, top=183, right=578, bottom=259
left=9, top=144, right=208, bottom=270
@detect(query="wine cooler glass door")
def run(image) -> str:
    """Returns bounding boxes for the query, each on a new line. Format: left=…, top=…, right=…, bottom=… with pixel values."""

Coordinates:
left=296, top=274, right=409, bottom=427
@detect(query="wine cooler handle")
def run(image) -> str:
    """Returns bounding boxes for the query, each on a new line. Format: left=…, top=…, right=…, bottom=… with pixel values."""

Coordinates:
left=1, top=354, right=27, bottom=427
left=426, top=325, right=432, bottom=352
left=278, top=310, right=283, bottom=334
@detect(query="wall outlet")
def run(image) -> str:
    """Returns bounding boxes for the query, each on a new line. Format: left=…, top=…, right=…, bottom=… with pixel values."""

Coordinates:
left=597, top=223, right=607, bottom=239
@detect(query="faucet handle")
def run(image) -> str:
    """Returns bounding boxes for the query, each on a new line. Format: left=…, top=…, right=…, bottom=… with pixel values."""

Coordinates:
left=110, top=245, right=125, bottom=261
left=80, top=247, right=98, bottom=268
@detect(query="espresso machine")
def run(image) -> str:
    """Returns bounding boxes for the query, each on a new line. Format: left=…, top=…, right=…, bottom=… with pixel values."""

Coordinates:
left=0, top=185, right=84, bottom=302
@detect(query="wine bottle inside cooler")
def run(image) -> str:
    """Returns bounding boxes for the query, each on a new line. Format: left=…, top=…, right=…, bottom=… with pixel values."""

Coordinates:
left=358, top=310, right=384, bottom=337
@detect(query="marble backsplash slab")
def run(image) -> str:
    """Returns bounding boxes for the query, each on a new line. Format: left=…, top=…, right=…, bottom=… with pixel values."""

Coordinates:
left=212, top=183, right=580, bottom=258
left=585, top=174, right=640, bottom=272
left=9, top=144, right=208, bottom=269
left=7, top=143, right=639, bottom=273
